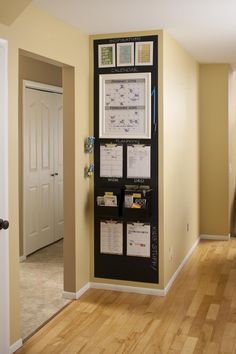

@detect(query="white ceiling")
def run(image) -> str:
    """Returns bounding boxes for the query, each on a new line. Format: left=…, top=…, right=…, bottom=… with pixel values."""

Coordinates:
left=33, top=0, right=236, bottom=67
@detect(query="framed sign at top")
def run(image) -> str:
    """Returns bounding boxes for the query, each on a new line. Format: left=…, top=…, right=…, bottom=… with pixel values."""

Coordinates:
left=135, top=41, right=153, bottom=66
left=98, top=44, right=115, bottom=68
left=99, top=72, right=151, bottom=139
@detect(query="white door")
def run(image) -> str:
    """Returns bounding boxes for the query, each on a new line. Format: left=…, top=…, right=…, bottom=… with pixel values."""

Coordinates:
left=54, top=94, right=64, bottom=241
left=0, top=39, right=10, bottom=354
left=24, top=85, right=63, bottom=255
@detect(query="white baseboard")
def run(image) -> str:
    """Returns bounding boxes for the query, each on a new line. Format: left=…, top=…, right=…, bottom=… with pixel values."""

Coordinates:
left=62, top=282, right=90, bottom=300
left=63, top=238, right=200, bottom=300
left=164, top=237, right=200, bottom=295
left=19, top=255, right=26, bottom=262
left=10, top=338, right=22, bottom=353
left=90, top=282, right=165, bottom=296
left=200, top=234, right=230, bottom=241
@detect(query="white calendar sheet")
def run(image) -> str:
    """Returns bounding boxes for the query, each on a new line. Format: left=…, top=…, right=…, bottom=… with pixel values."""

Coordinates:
left=100, top=144, right=123, bottom=178
left=100, top=221, right=123, bottom=255
left=127, top=144, right=151, bottom=179
left=99, top=73, right=151, bottom=139
left=127, top=223, right=150, bottom=258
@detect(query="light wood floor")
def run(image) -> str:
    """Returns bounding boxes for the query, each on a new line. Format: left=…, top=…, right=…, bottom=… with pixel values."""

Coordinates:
left=16, top=239, right=236, bottom=353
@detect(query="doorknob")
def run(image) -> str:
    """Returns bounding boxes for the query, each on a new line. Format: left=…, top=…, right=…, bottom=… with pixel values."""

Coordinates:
left=0, top=219, right=9, bottom=230
left=50, top=173, right=55, bottom=177
left=55, top=173, right=58, bottom=176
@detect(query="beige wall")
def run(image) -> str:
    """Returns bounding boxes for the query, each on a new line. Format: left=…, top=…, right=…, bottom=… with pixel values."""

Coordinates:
left=0, top=3, right=90, bottom=345
left=19, top=54, right=62, bottom=256
left=163, top=32, right=199, bottom=285
left=228, top=70, right=236, bottom=235
left=0, top=0, right=31, bottom=25
left=90, top=30, right=199, bottom=290
left=199, top=64, right=229, bottom=236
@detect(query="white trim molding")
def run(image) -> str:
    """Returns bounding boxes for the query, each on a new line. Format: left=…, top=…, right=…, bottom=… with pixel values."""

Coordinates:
left=23, top=80, right=63, bottom=94
left=19, top=255, right=26, bottom=262
left=164, top=237, right=200, bottom=295
left=90, top=237, right=200, bottom=297
left=90, top=282, right=165, bottom=296
left=0, top=38, right=10, bottom=354
left=10, top=338, right=22, bottom=354
left=64, top=238, right=201, bottom=300
left=200, top=234, right=230, bottom=241
left=62, top=283, right=90, bottom=300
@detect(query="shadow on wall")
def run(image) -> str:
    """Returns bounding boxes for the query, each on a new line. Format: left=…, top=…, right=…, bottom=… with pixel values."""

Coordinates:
left=230, top=189, right=236, bottom=237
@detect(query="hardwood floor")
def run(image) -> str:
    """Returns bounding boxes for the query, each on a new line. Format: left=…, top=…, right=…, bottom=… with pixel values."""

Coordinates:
left=16, top=239, right=236, bottom=353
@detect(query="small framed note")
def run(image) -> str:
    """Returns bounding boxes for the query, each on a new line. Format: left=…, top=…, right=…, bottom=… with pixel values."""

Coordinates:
left=135, top=41, right=153, bottom=66
left=117, top=42, right=134, bottom=67
left=99, top=44, right=115, bottom=68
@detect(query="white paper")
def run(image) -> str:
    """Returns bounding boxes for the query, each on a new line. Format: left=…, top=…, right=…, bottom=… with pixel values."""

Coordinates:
left=105, top=78, right=145, bottom=137
left=100, top=144, right=123, bottom=178
left=127, top=145, right=151, bottom=179
left=127, top=223, right=150, bottom=257
left=100, top=221, right=123, bottom=255
left=99, top=73, right=151, bottom=139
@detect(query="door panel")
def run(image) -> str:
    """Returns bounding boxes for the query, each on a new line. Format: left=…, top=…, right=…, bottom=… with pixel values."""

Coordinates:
left=24, top=89, right=54, bottom=255
left=41, top=103, right=50, bottom=170
left=24, top=87, right=64, bottom=255
left=54, top=94, right=64, bottom=241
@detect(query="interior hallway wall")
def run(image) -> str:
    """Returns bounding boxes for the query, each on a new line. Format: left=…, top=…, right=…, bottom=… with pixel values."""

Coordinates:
left=90, top=30, right=200, bottom=290
left=163, top=32, right=199, bottom=286
left=0, top=2, right=90, bottom=345
left=228, top=70, right=236, bottom=236
left=199, top=64, right=230, bottom=236
left=89, top=30, right=165, bottom=290
left=18, top=54, right=62, bottom=257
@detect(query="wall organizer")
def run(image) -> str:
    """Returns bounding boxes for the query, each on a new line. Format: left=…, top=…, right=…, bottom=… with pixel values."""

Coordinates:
left=93, top=35, right=158, bottom=283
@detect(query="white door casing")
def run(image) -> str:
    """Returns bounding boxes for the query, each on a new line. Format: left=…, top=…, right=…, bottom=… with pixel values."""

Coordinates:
left=0, top=39, right=10, bottom=354
left=23, top=82, right=63, bottom=256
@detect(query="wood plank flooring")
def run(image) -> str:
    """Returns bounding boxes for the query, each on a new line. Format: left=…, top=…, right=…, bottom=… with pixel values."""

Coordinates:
left=16, top=239, right=236, bottom=353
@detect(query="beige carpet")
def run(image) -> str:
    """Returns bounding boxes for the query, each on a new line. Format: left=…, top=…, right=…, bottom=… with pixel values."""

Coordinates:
left=20, top=240, right=70, bottom=339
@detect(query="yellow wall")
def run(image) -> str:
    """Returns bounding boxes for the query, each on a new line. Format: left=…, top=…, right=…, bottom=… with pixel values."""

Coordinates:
left=199, top=64, right=229, bottom=236
left=0, top=3, right=90, bottom=345
left=163, top=32, right=199, bottom=285
left=90, top=30, right=200, bottom=290
left=0, top=0, right=32, bottom=25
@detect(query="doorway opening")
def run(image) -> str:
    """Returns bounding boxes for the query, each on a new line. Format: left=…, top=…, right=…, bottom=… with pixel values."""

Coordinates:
left=18, top=50, right=76, bottom=340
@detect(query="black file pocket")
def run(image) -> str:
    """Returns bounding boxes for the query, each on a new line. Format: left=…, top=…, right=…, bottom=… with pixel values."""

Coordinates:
left=123, top=186, right=152, bottom=221
left=95, top=187, right=123, bottom=218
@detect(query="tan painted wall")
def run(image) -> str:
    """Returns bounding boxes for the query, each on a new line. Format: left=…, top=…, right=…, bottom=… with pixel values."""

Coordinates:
left=19, top=54, right=62, bottom=256
left=228, top=70, right=236, bottom=235
left=199, top=65, right=229, bottom=236
left=163, top=32, right=199, bottom=285
left=0, top=3, right=90, bottom=345
left=0, top=0, right=31, bottom=25
left=90, top=30, right=199, bottom=290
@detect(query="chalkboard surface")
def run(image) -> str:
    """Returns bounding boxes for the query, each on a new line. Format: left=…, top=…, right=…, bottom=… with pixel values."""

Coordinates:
left=94, top=35, right=159, bottom=283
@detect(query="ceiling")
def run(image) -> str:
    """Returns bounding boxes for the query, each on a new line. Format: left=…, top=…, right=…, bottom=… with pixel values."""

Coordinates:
left=33, top=0, right=236, bottom=67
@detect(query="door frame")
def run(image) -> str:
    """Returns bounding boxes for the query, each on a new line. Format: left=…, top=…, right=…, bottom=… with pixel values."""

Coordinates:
left=22, top=80, right=63, bottom=257
left=0, top=38, right=10, bottom=354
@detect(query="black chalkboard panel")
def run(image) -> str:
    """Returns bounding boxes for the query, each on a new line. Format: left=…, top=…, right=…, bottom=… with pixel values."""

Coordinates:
left=93, top=35, right=158, bottom=283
